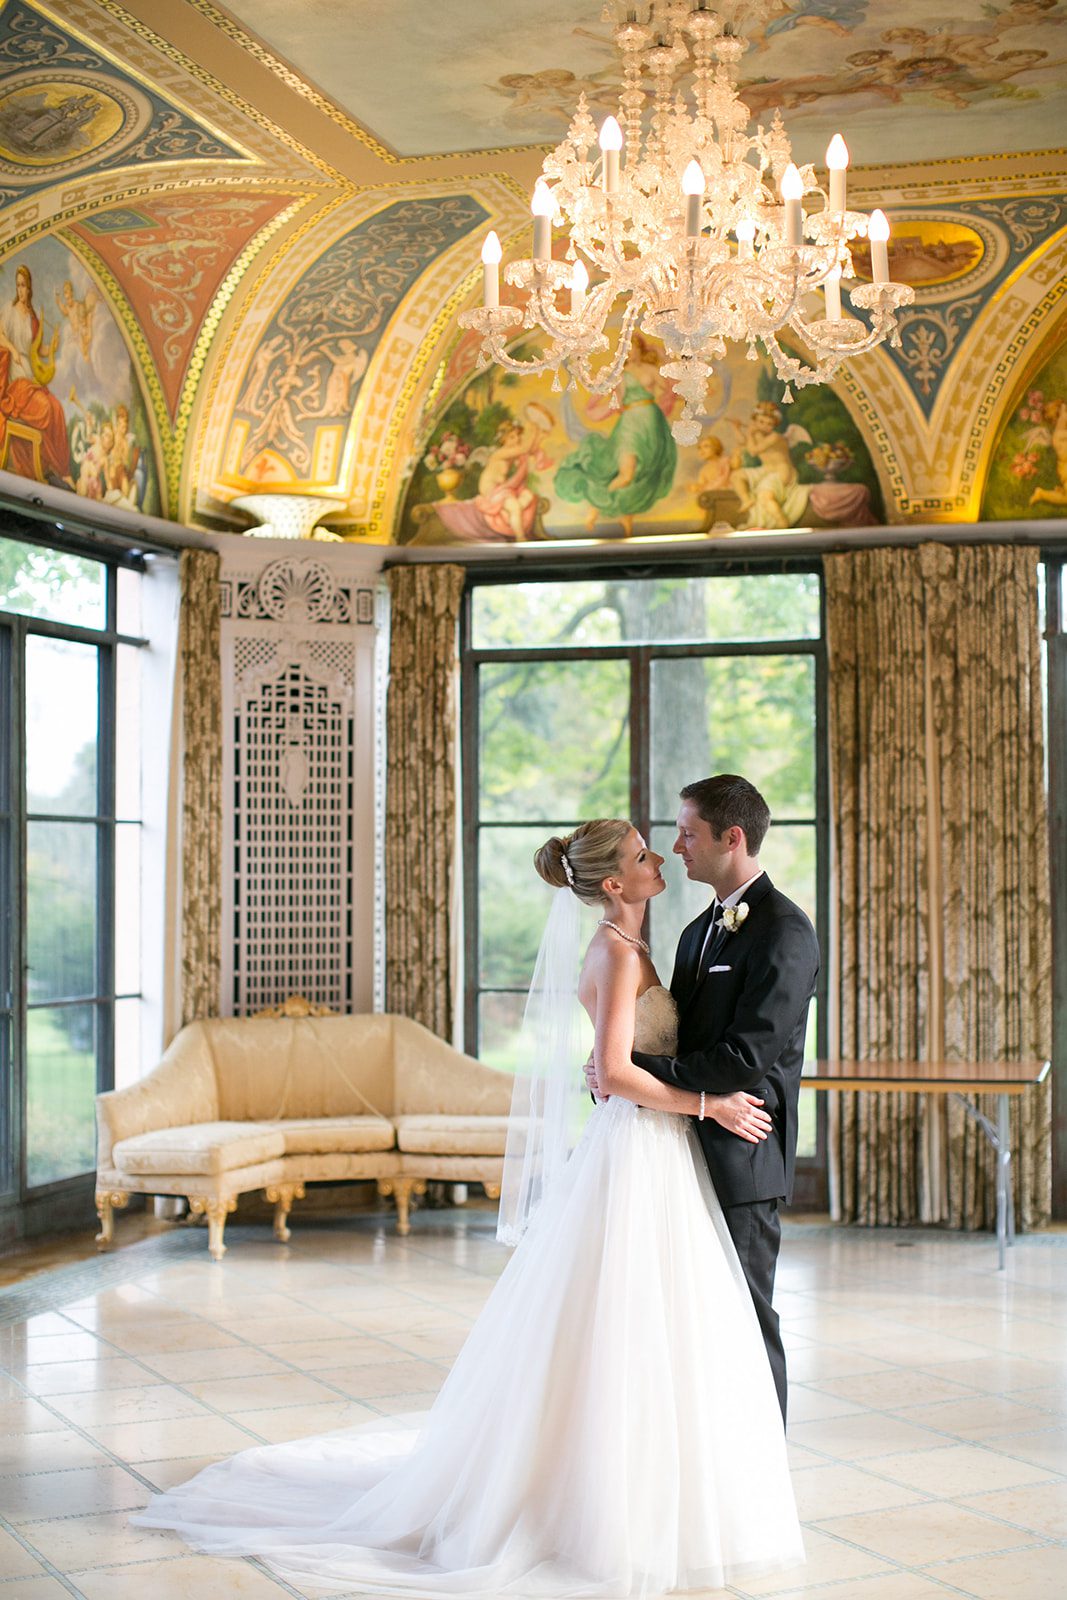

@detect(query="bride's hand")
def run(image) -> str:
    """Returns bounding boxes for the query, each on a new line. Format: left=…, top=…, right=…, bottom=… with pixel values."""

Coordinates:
left=582, top=1052, right=608, bottom=1101
left=709, top=1092, right=772, bottom=1143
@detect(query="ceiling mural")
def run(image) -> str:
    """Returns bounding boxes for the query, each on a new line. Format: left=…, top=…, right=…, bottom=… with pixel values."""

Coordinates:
left=67, top=190, right=300, bottom=419
left=399, top=335, right=884, bottom=545
left=205, top=0, right=1067, bottom=164
left=0, top=0, right=247, bottom=211
left=981, top=327, right=1067, bottom=520
left=0, top=0, right=1060, bottom=536
left=214, top=195, right=489, bottom=496
left=0, top=236, right=160, bottom=512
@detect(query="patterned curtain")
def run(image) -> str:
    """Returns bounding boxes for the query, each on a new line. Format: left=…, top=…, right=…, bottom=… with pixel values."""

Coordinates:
left=179, top=549, right=222, bottom=1025
left=825, top=545, right=1052, bottom=1229
left=922, top=545, right=1051, bottom=1230
left=385, top=564, right=466, bottom=1038
left=826, top=549, right=930, bottom=1224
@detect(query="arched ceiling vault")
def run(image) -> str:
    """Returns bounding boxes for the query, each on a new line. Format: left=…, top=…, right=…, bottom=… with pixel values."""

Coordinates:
left=0, top=0, right=1064, bottom=537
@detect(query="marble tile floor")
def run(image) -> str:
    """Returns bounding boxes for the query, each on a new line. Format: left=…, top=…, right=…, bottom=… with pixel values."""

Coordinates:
left=0, top=1214, right=1064, bottom=1600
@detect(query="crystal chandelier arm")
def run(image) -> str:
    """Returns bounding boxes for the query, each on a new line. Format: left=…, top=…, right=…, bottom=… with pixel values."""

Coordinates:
left=569, top=296, right=645, bottom=395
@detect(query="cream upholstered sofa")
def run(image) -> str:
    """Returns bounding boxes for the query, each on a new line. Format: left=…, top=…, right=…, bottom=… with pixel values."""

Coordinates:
left=94, top=1012, right=513, bottom=1259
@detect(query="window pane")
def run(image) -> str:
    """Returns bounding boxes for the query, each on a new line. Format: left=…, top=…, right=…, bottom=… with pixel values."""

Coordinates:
left=472, top=574, right=820, bottom=649
left=26, top=636, right=99, bottom=815
left=480, top=659, right=629, bottom=821
left=478, top=991, right=527, bottom=1073
left=761, top=823, right=816, bottom=923
left=116, top=644, right=141, bottom=821
left=0, top=537, right=106, bottom=628
left=478, top=990, right=594, bottom=1083
left=115, top=823, right=140, bottom=995
left=27, top=821, right=97, bottom=1003
left=479, top=828, right=597, bottom=988
left=650, top=655, right=815, bottom=818
left=26, top=1003, right=98, bottom=1186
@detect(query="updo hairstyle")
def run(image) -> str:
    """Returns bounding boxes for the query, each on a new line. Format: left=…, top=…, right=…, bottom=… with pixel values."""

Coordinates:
left=534, top=818, right=632, bottom=907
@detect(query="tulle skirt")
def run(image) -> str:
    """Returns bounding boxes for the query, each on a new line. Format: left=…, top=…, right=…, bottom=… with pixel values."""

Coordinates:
left=132, top=1097, right=804, bottom=1596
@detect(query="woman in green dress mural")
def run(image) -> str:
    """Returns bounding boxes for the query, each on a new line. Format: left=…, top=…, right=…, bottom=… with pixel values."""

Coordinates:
left=555, top=339, right=677, bottom=536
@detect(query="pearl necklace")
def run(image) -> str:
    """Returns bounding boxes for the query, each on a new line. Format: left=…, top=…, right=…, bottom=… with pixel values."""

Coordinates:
left=598, top=919, right=650, bottom=955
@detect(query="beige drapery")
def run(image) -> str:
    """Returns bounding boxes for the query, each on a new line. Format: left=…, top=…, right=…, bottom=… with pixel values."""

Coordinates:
left=385, top=564, right=466, bottom=1039
left=178, top=549, right=222, bottom=1026
left=825, top=545, right=1051, bottom=1230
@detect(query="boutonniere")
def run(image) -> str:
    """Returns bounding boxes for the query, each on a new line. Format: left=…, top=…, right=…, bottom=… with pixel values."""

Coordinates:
left=721, top=902, right=749, bottom=934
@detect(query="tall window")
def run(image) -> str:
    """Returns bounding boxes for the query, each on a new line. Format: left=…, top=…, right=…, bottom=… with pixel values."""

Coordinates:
left=0, top=531, right=144, bottom=1236
left=461, top=568, right=828, bottom=1195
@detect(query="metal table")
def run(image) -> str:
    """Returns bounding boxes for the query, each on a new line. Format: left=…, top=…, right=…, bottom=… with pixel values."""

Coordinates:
left=804, top=1059, right=1051, bottom=1269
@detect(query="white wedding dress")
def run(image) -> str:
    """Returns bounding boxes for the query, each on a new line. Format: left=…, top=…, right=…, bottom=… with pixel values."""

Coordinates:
left=133, top=987, right=803, bottom=1597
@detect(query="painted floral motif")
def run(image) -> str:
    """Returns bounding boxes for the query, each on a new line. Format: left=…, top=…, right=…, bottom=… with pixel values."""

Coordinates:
left=224, top=196, right=487, bottom=489
left=71, top=194, right=293, bottom=418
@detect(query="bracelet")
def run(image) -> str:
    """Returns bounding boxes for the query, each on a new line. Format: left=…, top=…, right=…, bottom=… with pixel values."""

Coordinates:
left=698, top=1090, right=706, bottom=1122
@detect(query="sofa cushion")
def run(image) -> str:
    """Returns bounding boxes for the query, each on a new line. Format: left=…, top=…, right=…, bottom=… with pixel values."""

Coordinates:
left=279, top=1117, right=395, bottom=1155
left=112, top=1121, right=286, bottom=1177
left=393, top=1114, right=511, bottom=1157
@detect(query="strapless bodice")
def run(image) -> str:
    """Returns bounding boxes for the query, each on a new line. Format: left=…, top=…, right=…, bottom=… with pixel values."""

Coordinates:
left=634, top=984, right=678, bottom=1055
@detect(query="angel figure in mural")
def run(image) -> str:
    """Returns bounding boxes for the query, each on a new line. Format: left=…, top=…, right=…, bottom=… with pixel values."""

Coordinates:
left=729, top=403, right=812, bottom=528
left=1027, top=397, right=1067, bottom=508
left=730, top=402, right=877, bottom=528
left=555, top=335, right=678, bottom=536
left=54, top=279, right=98, bottom=362
left=0, top=263, right=71, bottom=485
left=426, top=404, right=555, bottom=543
left=298, top=338, right=369, bottom=419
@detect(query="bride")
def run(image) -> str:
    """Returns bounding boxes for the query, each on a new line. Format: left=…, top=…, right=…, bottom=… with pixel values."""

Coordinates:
left=133, top=819, right=804, bottom=1596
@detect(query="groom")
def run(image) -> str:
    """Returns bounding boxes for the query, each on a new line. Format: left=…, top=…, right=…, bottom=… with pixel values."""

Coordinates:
left=634, top=773, right=819, bottom=1422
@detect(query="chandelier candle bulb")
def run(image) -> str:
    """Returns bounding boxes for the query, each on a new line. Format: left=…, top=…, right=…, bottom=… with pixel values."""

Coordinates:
left=826, top=133, right=849, bottom=212
left=599, top=116, right=622, bottom=194
left=531, top=180, right=554, bottom=261
left=481, top=231, right=502, bottom=309
left=781, top=163, right=804, bottom=249
left=735, top=217, right=756, bottom=261
left=868, top=209, right=890, bottom=283
left=570, top=257, right=588, bottom=313
left=682, top=160, right=705, bottom=237
left=824, top=266, right=842, bottom=321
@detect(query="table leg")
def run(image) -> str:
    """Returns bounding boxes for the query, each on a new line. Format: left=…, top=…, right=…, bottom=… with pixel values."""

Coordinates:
left=996, top=1092, right=1015, bottom=1267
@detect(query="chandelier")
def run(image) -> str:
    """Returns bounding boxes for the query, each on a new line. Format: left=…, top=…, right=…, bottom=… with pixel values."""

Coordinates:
left=459, top=0, right=913, bottom=446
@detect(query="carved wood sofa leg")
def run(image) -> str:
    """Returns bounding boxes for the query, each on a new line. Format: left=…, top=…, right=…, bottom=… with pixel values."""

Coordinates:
left=483, top=1182, right=501, bottom=1201
left=265, top=1181, right=305, bottom=1242
left=377, top=1177, right=426, bottom=1235
left=95, top=1189, right=129, bottom=1250
left=188, top=1195, right=237, bottom=1260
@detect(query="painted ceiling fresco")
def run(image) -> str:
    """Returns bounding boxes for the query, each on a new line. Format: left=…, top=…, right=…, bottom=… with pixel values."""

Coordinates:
left=0, top=0, right=1062, bottom=538
left=0, top=0, right=246, bottom=210
left=217, top=196, right=489, bottom=494
left=216, top=0, right=1067, bottom=164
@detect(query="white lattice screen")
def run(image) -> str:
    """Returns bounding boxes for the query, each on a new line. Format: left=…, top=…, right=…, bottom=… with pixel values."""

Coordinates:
left=219, top=553, right=382, bottom=1016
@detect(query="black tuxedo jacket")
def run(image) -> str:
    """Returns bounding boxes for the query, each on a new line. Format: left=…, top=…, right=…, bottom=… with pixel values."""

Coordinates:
left=634, top=873, right=819, bottom=1208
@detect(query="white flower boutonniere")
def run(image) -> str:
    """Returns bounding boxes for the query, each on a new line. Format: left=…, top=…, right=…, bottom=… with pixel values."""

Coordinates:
left=721, top=902, right=749, bottom=934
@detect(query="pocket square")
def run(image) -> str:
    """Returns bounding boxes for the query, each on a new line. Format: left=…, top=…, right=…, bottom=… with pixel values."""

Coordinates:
left=708, top=964, right=732, bottom=973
